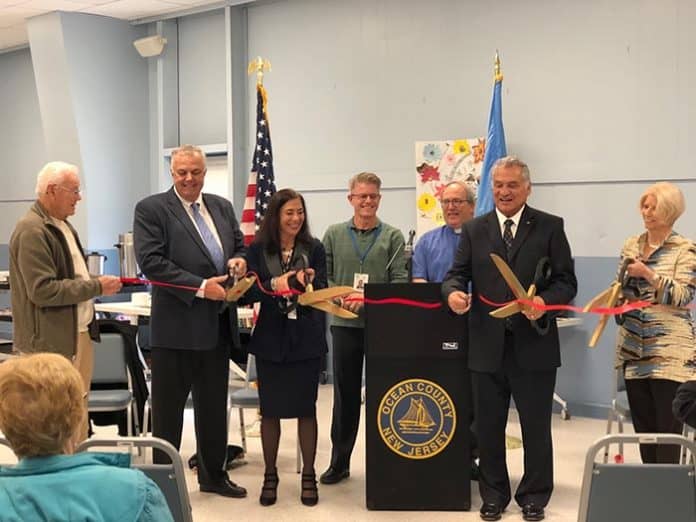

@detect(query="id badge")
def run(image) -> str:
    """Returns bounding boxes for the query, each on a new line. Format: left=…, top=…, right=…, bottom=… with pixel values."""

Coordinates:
left=353, top=273, right=369, bottom=291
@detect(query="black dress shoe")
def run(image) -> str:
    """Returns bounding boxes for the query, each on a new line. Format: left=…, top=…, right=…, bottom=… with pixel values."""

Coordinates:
left=319, top=467, right=349, bottom=485
left=200, top=476, right=247, bottom=498
left=522, top=503, right=545, bottom=521
left=479, top=503, right=503, bottom=521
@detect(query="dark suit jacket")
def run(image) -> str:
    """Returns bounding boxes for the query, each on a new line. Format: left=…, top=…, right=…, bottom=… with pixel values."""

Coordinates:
left=442, top=206, right=577, bottom=372
left=133, top=188, right=245, bottom=351
left=244, top=238, right=328, bottom=363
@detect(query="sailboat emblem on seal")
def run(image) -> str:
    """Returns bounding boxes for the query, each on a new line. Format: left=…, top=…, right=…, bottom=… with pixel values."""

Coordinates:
left=377, top=378, right=456, bottom=460
left=397, top=398, right=436, bottom=434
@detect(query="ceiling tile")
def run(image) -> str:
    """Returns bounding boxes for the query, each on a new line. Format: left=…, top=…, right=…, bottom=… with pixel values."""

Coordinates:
left=0, top=6, right=44, bottom=28
left=83, top=0, right=183, bottom=20
left=0, top=23, right=27, bottom=48
left=17, top=0, right=93, bottom=10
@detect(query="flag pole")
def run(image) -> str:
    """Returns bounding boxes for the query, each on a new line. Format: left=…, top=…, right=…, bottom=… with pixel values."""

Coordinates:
left=475, top=51, right=507, bottom=216
left=240, top=56, right=276, bottom=245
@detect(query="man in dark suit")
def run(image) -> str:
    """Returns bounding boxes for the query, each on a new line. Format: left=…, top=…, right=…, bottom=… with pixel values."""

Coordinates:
left=442, top=156, right=576, bottom=522
left=134, top=144, right=247, bottom=498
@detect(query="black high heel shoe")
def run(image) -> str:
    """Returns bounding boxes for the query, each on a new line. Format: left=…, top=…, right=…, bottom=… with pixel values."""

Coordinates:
left=300, top=471, right=318, bottom=506
left=259, top=470, right=279, bottom=506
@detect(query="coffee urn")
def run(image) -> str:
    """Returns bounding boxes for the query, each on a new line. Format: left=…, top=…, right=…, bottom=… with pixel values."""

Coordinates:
left=114, top=232, right=140, bottom=279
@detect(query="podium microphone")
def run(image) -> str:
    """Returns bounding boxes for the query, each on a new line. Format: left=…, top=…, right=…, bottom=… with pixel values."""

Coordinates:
left=404, top=230, right=416, bottom=256
left=404, top=229, right=416, bottom=279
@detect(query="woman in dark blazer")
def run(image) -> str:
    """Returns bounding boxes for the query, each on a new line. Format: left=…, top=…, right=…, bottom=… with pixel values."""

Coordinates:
left=244, top=188, right=327, bottom=507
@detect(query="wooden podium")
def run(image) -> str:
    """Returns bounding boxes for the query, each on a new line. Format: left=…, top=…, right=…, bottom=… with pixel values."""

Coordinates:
left=365, top=283, right=471, bottom=510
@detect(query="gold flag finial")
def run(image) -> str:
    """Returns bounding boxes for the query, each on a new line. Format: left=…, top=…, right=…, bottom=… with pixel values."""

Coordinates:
left=494, top=50, right=503, bottom=83
left=247, top=56, right=271, bottom=86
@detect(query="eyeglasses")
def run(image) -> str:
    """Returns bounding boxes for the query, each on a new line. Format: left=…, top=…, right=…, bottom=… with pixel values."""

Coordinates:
left=350, top=193, right=381, bottom=202
left=441, top=198, right=469, bottom=207
left=55, top=185, right=82, bottom=196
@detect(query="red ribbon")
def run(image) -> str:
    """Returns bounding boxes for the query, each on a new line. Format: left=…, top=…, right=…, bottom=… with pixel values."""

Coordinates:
left=121, top=276, right=656, bottom=316
left=477, top=294, right=652, bottom=315
left=343, top=296, right=442, bottom=309
left=120, top=277, right=200, bottom=292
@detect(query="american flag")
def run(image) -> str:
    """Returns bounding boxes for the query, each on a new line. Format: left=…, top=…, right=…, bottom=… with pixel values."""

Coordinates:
left=240, top=84, right=276, bottom=245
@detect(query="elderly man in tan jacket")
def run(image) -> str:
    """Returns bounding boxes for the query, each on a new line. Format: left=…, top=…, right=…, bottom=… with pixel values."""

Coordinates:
left=9, top=161, right=122, bottom=439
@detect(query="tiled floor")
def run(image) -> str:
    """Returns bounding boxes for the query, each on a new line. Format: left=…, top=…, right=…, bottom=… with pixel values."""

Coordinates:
left=0, top=383, right=638, bottom=522
left=181, top=385, right=624, bottom=522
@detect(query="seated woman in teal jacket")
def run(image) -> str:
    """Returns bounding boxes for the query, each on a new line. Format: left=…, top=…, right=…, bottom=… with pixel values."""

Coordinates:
left=0, top=353, right=173, bottom=522
left=244, top=188, right=328, bottom=507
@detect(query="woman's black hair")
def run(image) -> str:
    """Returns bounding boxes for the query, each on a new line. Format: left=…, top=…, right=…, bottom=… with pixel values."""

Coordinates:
left=255, top=188, right=312, bottom=254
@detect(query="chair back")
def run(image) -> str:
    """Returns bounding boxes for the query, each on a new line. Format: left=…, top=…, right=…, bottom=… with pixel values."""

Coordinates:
left=246, top=353, right=257, bottom=383
left=77, top=436, right=192, bottom=522
left=578, top=434, right=696, bottom=522
left=616, top=369, right=626, bottom=393
left=92, top=333, right=129, bottom=384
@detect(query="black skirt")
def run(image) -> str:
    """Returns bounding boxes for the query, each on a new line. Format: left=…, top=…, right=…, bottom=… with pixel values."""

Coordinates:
left=255, top=357, right=321, bottom=418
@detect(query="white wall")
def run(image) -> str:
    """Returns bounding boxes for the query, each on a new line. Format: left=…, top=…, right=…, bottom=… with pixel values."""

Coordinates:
left=246, top=0, right=696, bottom=253
left=0, top=48, right=47, bottom=242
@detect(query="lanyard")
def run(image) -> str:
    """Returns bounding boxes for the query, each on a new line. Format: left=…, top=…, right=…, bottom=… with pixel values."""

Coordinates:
left=348, top=223, right=382, bottom=270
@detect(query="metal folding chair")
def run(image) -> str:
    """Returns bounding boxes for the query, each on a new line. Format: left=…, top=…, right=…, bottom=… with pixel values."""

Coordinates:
left=578, top=433, right=696, bottom=522
left=77, top=436, right=192, bottom=522
left=88, top=333, right=139, bottom=436
left=227, top=354, right=302, bottom=472
left=604, top=369, right=630, bottom=461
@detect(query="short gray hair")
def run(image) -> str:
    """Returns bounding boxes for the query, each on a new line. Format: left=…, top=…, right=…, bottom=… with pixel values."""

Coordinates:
left=170, top=144, right=207, bottom=170
left=35, top=162, right=79, bottom=196
left=349, top=172, right=382, bottom=191
left=443, top=181, right=476, bottom=203
left=490, top=156, right=531, bottom=186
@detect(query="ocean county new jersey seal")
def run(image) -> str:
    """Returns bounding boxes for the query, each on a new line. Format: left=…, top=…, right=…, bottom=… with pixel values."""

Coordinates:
left=378, top=378, right=456, bottom=460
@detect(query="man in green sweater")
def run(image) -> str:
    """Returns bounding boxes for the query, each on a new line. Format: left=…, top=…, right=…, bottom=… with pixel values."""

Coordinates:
left=320, top=172, right=408, bottom=485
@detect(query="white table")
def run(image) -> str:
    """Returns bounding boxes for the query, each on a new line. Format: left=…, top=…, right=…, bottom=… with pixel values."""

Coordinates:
left=95, top=299, right=254, bottom=325
left=95, top=298, right=254, bottom=380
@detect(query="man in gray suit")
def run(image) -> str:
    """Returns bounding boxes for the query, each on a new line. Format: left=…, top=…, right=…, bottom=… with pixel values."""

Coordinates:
left=134, top=145, right=247, bottom=497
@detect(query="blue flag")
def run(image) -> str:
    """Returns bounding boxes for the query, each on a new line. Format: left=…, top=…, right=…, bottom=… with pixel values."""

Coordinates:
left=475, top=78, right=506, bottom=216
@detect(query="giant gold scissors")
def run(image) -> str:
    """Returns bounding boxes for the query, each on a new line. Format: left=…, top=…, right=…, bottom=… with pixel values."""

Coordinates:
left=583, top=257, right=633, bottom=348
left=298, top=284, right=358, bottom=319
left=224, top=273, right=257, bottom=302
left=488, top=253, right=539, bottom=319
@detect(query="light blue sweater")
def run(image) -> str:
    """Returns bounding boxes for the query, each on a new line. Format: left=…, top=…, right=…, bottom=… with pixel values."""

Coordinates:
left=0, top=452, right=173, bottom=522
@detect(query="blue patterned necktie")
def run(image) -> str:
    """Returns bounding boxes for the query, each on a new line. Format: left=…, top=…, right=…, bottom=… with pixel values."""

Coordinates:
left=191, top=202, right=225, bottom=273
left=503, top=219, right=514, bottom=250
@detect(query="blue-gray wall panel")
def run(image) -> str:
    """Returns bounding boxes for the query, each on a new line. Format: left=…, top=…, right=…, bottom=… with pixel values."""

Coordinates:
left=178, top=9, right=226, bottom=146
left=0, top=49, right=46, bottom=201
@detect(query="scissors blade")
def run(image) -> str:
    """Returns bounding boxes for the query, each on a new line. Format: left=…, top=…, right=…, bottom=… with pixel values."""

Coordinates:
left=298, top=286, right=355, bottom=306
left=582, top=285, right=615, bottom=313
left=489, top=302, right=523, bottom=318
left=308, top=300, right=358, bottom=319
left=225, top=275, right=256, bottom=302
left=587, top=283, right=622, bottom=348
left=490, top=253, right=529, bottom=301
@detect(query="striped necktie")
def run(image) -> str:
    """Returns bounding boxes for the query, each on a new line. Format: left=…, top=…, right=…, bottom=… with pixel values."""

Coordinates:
left=191, top=202, right=225, bottom=273
left=503, top=219, right=514, bottom=250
